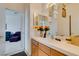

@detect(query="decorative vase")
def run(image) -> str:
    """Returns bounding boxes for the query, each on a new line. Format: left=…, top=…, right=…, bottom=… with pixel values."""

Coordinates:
left=44, top=31, right=47, bottom=38
left=40, top=31, right=43, bottom=37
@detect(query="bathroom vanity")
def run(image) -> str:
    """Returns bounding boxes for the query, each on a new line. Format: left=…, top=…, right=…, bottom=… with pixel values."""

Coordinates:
left=31, top=36, right=79, bottom=56
left=31, top=38, right=65, bottom=56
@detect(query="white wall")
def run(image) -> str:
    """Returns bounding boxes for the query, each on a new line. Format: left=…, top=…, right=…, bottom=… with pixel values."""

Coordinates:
left=0, top=8, right=5, bottom=55
left=24, top=4, right=30, bottom=55
left=3, top=3, right=25, bottom=13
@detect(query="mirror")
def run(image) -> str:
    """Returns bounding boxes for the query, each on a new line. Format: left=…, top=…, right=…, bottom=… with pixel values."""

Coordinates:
left=33, top=13, right=48, bottom=26
left=33, top=13, right=49, bottom=37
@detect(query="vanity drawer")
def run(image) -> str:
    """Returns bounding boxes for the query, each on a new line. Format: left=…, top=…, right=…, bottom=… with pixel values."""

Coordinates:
left=32, top=44, right=38, bottom=56
left=50, top=48, right=65, bottom=56
left=38, top=49, right=48, bottom=56
left=39, top=43, right=50, bottom=56
left=32, top=39, right=39, bottom=46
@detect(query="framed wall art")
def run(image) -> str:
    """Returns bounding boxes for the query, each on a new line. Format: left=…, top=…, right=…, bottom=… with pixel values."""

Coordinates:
left=62, top=4, right=66, bottom=17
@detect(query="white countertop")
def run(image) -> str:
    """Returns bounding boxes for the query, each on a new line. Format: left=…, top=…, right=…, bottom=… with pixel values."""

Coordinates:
left=32, top=36, right=79, bottom=56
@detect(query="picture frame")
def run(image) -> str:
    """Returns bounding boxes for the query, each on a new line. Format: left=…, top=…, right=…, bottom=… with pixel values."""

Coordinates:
left=62, top=4, right=66, bottom=17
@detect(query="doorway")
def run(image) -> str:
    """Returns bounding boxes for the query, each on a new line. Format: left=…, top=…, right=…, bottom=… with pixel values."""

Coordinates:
left=5, top=9, right=24, bottom=55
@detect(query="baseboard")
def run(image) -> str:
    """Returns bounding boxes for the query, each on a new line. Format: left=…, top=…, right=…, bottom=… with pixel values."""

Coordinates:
left=4, top=49, right=24, bottom=56
left=24, top=50, right=31, bottom=56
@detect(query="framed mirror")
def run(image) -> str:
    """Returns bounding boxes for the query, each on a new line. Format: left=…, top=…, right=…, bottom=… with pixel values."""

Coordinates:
left=33, top=13, right=48, bottom=28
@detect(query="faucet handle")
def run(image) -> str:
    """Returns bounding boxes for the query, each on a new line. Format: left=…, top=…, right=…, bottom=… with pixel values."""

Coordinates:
left=66, top=37, right=71, bottom=41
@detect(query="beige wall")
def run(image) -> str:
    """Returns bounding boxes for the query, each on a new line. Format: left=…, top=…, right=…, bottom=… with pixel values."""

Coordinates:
left=57, top=3, right=79, bottom=36
left=57, top=4, right=69, bottom=36
left=70, top=4, right=79, bottom=35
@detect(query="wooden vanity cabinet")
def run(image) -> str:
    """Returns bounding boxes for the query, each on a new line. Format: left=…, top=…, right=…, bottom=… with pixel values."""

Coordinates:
left=31, top=39, right=39, bottom=56
left=39, top=43, right=51, bottom=56
left=38, top=49, right=48, bottom=56
left=31, top=39, right=65, bottom=56
left=50, top=48, right=65, bottom=56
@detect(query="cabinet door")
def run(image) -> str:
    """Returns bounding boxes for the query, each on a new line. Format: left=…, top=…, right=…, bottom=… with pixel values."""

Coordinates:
left=32, top=44, right=38, bottom=56
left=31, top=39, right=39, bottom=56
left=38, top=49, right=48, bottom=56
left=50, top=48, right=65, bottom=56
left=32, top=39, right=38, bottom=46
left=39, top=43, right=50, bottom=56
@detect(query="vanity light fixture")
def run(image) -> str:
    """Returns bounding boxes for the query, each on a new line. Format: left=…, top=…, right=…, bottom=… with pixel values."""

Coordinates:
left=47, top=3, right=56, bottom=8
left=47, top=3, right=56, bottom=17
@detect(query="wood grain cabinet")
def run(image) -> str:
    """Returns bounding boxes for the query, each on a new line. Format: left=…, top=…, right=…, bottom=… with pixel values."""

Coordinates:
left=31, top=39, right=65, bottom=56
left=38, top=49, right=48, bottom=56
left=50, top=48, right=65, bottom=56
left=32, top=44, right=38, bottom=56
left=39, top=43, right=50, bottom=56
left=31, top=39, right=38, bottom=56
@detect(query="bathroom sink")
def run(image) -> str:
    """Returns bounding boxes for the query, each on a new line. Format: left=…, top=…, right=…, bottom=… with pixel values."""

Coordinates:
left=41, top=35, right=79, bottom=47
left=69, top=35, right=79, bottom=47
left=63, top=35, right=79, bottom=47
left=53, top=36, right=69, bottom=43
